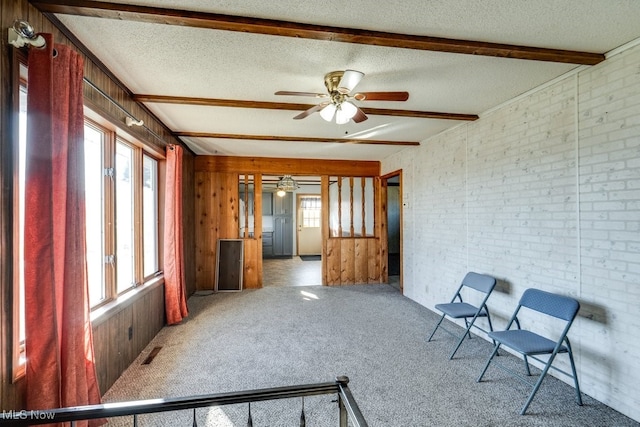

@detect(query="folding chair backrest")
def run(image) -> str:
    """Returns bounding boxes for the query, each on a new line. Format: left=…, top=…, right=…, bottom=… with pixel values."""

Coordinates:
left=519, top=288, right=580, bottom=321
left=461, top=272, right=496, bottom=295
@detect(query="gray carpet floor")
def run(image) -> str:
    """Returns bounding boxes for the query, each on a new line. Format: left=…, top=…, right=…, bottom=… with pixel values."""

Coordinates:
left=103, top=284, right=638, bottom=426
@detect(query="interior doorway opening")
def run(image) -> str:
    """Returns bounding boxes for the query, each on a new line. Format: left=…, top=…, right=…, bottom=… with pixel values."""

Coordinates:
left=383, top=172, right=402, bottom=292
left=262, top=176, right=322, bottom=287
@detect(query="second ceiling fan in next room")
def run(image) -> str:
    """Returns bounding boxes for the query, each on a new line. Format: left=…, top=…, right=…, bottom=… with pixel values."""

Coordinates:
left=275, top=69, right=409, bottom=124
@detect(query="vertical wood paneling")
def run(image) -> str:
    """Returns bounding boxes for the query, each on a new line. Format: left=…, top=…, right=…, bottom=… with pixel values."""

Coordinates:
left=354, top=238, right=368, bottom=283
left=91, top=321, right=110, bottom=396
left=368, top=238, right=380, bottom=283
left=217, top=172, right=236, bottom=238
left=325, top=239, right=341, bottom=285
left=195, top=171, right=215, bottom=290
left=195, top=171, right=240, bottom=290
left=243, top=238, right=259, bottom=289
left=92, top=284, right=164, bottom=395
left=115, top=306, right=132, bottom=387
left=182, top=151, right=196, bottom=296
left=340, top=238, right=355, bottom=284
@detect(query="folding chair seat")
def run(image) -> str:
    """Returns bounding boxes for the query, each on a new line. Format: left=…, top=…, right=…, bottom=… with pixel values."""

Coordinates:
left=427, top=272, right=496, bottom=359
left=477, top=288, right=582, bottom=415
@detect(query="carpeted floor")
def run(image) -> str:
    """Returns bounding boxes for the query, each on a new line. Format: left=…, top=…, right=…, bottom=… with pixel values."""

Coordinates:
left=103, top=284, right=639, bottom=426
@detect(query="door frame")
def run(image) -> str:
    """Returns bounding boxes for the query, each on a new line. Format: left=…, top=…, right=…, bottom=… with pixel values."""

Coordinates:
left=381, top=170, right=403, bottom=292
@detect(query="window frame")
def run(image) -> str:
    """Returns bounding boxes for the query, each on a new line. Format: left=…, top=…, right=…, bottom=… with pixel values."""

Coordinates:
left=83, top=111, right=163, bottom=310
left=142, top=154, right=160, bottom=279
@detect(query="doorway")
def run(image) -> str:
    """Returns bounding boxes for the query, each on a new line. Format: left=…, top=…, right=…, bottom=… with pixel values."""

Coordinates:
left=383, top=172, right=402, bottom=292
left=262, top=177, right=322, bottom=287
left=297, top=194, right=322, bottom=256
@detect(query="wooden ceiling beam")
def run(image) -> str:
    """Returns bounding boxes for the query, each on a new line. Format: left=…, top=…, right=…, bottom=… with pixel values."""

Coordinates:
left=133, top=94, right=479, bottom=121
left=33, top=0, right=605, bottom=65
left=175, top=132, right=420, bottom=146
left=195, top=156, right=380, bottom=176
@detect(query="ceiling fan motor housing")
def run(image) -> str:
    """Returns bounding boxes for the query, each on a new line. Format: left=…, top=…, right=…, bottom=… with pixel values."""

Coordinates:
left=324, top=71, right=345, bottom=93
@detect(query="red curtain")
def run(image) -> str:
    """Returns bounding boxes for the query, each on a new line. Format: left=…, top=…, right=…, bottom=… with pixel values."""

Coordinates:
left=24, top=34, right=103, bottom=426
left=164, top=145, right=188, bottom=324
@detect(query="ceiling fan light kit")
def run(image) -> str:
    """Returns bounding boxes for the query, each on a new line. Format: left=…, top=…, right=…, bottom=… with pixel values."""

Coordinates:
left=276, top=69, right=409, bottom=125
left=319, top=103, right=337, bottom=121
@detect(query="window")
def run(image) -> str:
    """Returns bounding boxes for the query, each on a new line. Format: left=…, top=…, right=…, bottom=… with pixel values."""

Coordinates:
left=115, top=141, right=135, bottom=293
left=300, top=196, right=321, bottom=228
left=84, top=123, right=106, bottom=306
left=13, top=59, right=28, bottom=379
left=84, top=120, right=161, bottom=308
left=12, top=53, right=162, bottom=380
left=143, top=155, right=159, bottom=277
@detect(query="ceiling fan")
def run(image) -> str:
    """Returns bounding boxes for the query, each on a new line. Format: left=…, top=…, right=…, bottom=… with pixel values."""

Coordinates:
left=275, top=70, right=409, bottom=124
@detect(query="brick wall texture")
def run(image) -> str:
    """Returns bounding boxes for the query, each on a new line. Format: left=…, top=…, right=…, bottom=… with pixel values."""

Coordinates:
left=382, top=42, right=640, bottom=421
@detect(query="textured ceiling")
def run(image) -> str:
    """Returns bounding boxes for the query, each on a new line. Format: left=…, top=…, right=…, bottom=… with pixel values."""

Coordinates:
left=46, top=0, right=640, bottom=160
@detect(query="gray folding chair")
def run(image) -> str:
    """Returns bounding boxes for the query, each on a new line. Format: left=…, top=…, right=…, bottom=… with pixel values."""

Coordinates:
left=427, top=272, right=496, bottom=359
left=477, top=288, right=582, bottom=415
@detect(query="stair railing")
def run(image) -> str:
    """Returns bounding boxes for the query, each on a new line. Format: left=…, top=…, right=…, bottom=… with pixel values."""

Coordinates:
left=0, top=376, right=367, bottom=427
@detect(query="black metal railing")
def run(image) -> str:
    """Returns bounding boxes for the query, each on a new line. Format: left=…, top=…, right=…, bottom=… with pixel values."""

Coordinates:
left=0, top=376, right=367, bottom=426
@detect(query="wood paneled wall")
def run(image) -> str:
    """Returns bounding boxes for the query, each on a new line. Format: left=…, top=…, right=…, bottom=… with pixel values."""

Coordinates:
left=92, top=283, right=165, bottom=395
left=196, top=156, right=385, bottom=289
left=322, top=176, right=386, bottom=286
left=195, top=171, right=240, bottom=290
left=1, top=0, right=195, bottom=408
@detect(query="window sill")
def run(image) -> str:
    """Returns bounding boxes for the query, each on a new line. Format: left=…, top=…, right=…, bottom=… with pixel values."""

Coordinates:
left=90, top=276, right=164, bottom=327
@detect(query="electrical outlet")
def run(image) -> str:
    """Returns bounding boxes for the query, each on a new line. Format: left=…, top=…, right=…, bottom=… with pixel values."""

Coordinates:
left=128, top=326, right=133, bottom=340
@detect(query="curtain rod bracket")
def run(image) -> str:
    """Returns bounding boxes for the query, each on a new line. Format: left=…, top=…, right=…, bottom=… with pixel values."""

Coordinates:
left=125, top=116, right=144, bottom=127
left=8, top=20, right=46, bottom=49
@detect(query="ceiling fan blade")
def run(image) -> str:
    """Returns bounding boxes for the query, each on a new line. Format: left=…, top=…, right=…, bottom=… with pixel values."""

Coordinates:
left=293, top=101, right=330, bottom=120
left=353, top=91, right=409, bottom=101
left=351, top=106, right=368, bottom=123
left=275, top=91, right=328, bottom=98
left=337, top=70, right=364, bottom=94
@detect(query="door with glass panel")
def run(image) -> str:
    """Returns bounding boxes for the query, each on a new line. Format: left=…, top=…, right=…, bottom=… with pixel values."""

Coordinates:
left=297, top=195, right=322, bottom=255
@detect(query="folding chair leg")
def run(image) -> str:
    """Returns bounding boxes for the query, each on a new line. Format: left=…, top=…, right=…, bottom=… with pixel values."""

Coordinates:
left=449, top=316, right=480, bottom=359
left=523, top=355, right=532, bottom=376
left=484, top=308, right=498, bottom=350
left=463, top=319, right=473, bottom=340
left=449, top=327, right=470, bottom=360
left=427, top=314, right=446, bottom=342
left=566, top=344, right=583, bottom=406
left=520, top=352, right=560, bottom=415
left=485, top=308, right=494, bottom=332
left=477, top=344, right=501, bottom=382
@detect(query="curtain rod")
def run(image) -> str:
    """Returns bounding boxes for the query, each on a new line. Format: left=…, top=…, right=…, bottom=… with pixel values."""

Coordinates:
left=9, top=20, right=169, bottom=149
left=82, top=78, right=168, bottom=147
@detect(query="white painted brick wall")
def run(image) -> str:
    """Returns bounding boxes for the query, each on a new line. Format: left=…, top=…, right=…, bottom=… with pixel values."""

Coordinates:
left=382, top=42, right=640, bottom=421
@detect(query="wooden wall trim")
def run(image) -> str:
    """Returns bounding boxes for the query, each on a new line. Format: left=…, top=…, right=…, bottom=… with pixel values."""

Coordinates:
left=195, top=155, right=380, bottom=177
